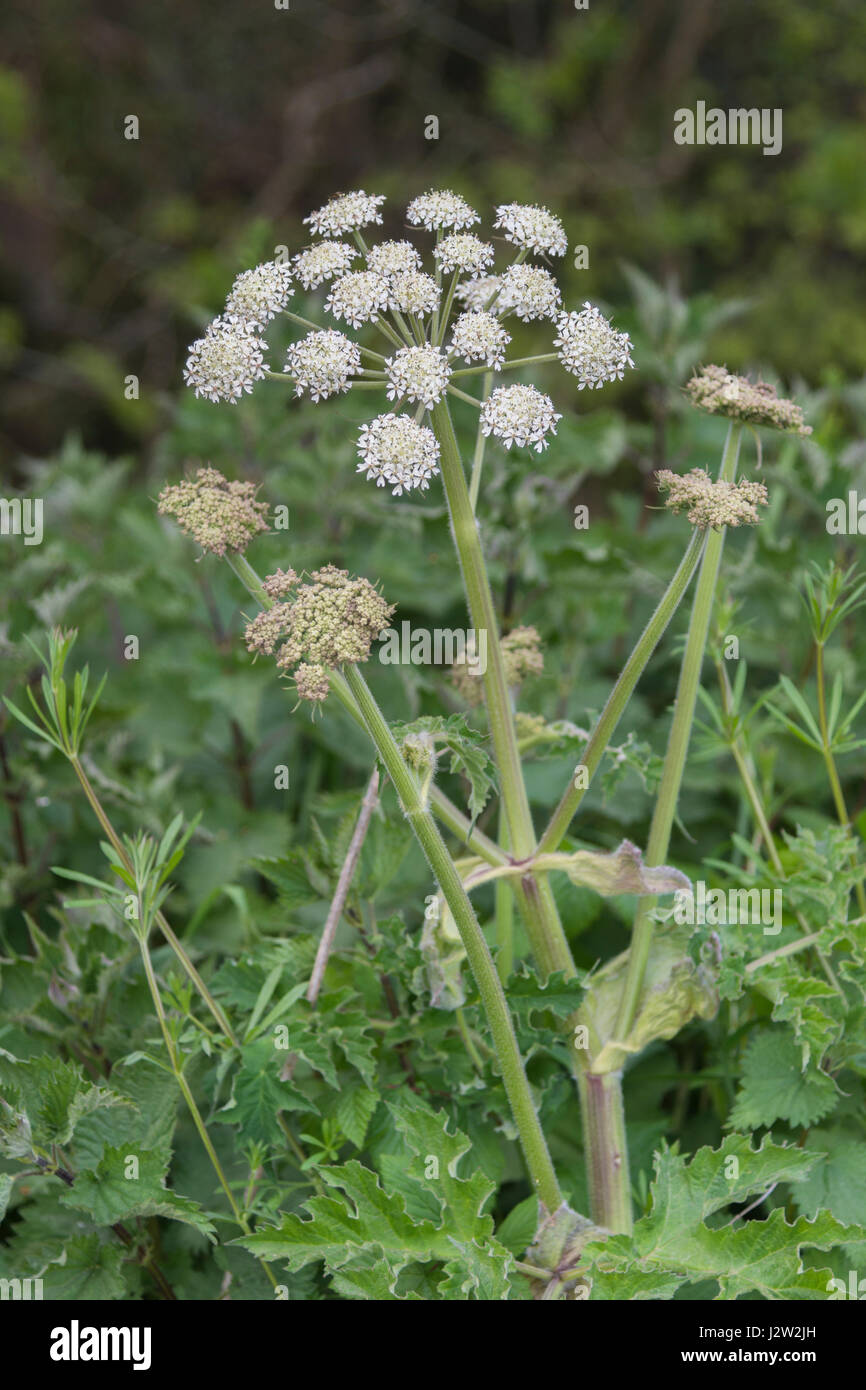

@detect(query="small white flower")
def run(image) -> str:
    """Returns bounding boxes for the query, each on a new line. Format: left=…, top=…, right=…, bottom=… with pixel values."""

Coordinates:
left=325, top=270, right=391, bottom=328
left=284, top=330, right=361, bottom=402
left=406, top=190, right=479, bottom=232
left=433, top=234, right=495, bottom=277
left=304, top=190, right=386, bottom=238
left=497, top=264, right=562, bottom=322
left=366, top=240, right=423, bottom=279
left=388, top=271, right=441, bottom=317
left=554, top=302, right=635, bottom=389
left=456, top=274, right=502, bottom=313
left=494, top=203, right=568, bottom=258
left=449, top=311, right=510, bottom=370
left=183, top=316, right=267, bottom=404
left=356, top=414, right=441, bottom=496
left=224, top=260, right=293, bottom=330
left=481, top=384, right=561, bottom=452
left=386, top=345, right=452, bottom=409
left=292, top=241, right=358, bottom=290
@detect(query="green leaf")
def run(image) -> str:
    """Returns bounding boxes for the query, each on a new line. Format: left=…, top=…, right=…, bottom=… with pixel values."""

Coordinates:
left=335, top=1086, right=379, bottom=1149
left=217, top=1040, right=318, bottom=1147
left=584, top=1135, right=852, bottom=1300
left=730, top=1027, right=839, bottom=1130
left=792, top=1127, right=866, bottom=1227
left=58, top=1143, right=216, bottom=1239
left=42, top=1235, right=128, bottom=1301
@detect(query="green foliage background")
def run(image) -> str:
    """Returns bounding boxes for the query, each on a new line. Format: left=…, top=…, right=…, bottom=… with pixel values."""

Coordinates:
left=1, top=0, right=865, bottom=1301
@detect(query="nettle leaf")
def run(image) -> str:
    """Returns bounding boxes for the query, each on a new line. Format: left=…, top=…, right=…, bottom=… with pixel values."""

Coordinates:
left=392, top=714, right=497, bottom=822
left=791, top=1127, right=866, bottom=1227
left=0, top=1051, right=130, bottom=1151
left=504, top=962, right=586, bottom=1025
left=42, top=1234, right=128, bottom=1301
left=729, top=1027, right=839, bottom=1130
left=58, top=1143, right=216, bottom=1239
left=234, top=1095, right=512, bottom=1299
left=584, top=1135, right=847, bottom=1300
left=335, top=1085, right=380, bottom=1149
left=216, top=1040, right=319, bottom=1148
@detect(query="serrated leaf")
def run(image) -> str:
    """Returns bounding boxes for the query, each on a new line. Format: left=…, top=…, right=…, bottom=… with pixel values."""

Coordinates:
left=217, top=1040, right=319, bottom=1147
left=335, top=1086, right=379, bottom=1149
left=730, top=1028, right=839, bottom=1129
left=58, top=1144, right=216, bottom=1239
left=42, top=1235, right=127, bottom=1301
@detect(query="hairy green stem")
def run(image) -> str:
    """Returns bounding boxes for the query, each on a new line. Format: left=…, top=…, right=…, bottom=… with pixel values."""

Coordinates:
left=344, top=662, right=562, bottom=1211
left=577, top=1071, right=633, bottom=1234
left=539, top=526, right=707, bottom=855
left=614, top=423, right=743, bottom=1041
left=816, top=642, right=866, bottom=916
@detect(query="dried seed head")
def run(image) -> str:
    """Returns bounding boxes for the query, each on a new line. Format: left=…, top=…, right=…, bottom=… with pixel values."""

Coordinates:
left=656, top=468, right=769, bottom=529
left=493, top=203, right=567, bottom=258
left=183, top=317, right=267, bottom=404
left=481, top=384, right=561, bottom=452
left=224, top=260, right=293, bottom=330
left=158, top=466, right=269, bottom=556
left=245, top=602, right=295, bottom=656
left=278, top=565, right=395, bottom=671
left=293, top=662, right=331, bottom=703
left=304, top=190, right=386, bottom=238
left=554, top=303, right=635, bottom=389
left=262, top=568, right=299, bottom=599
left=685, top=365, right=812, bottom=435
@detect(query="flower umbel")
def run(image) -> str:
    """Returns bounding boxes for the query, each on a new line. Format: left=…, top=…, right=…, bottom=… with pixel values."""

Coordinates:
left=449, top=311, right=510, bottom=370
left=366, top=240, right=423, bottom=279
left=481, top=384, right=561, bottom=451
left=494, top=203, right=568, bottom=258
left=406, top=190, right=480, bottom=232
left=434, top=234, right=496, bottom=277
left=277, top=565, right=395, bottom=671
left=497, top=264, right=562, bottom=322
left=356, top=415, right=441, bottom=495
left=656, top=468, right=769, bottom=529
left=304, top=190, right=386, bottom=238
left=324, top=270, right=391, bottom=328
left=386, top=345, right=452, bottom=408
left=224, top=260, right=293, bottom=330
left=292, top=241, right=359, bottom=290
left=555, top=303, right=635, bottom=389
left=285, top=330, right=361, bottom=401
left=183, top=317, right=267, bottom=404
left=158, top=466, right=270, bottom=556
left=686, top=364, right=812, bottom=435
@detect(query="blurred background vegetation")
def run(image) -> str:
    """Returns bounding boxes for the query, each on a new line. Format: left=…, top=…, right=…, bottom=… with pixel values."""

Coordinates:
left=2, top=0, right=866, bottom=469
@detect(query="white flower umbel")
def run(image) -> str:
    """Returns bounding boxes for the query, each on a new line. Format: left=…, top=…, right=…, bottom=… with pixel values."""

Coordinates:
left=183, top=316, right=267, bottom=404
left=304, top=190, right=386, bottom=238
left=284, top=330, right=362, bottom=402
left=356, top=414, right=441, bottom=496
left=481, top=384, right=561, bottom=451
left=386, top=345, right=452, bottom=409
left=434, top=234, right=496, bottom=277
left=494, top=203, right=568, bottom=258
left=292, top=241, right=358, bottom=290
left=324, top=270, right=391, bottom=328
left=497, top=264, right=562, bottom=322
left=449, top=311, right=510, bottom=370
left=456, top=275, right=502, bottom=313
left=224, top=260, right=293, bottom=330
left=554, top=302, right=635, bottom=389
left=388, top=271, right=441, bottom=317
left=366, top=240, right=423, bottom=279
left=406, top=190, right=479, bottom=232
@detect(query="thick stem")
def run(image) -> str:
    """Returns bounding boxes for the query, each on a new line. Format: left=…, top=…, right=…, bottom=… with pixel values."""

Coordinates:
left=430, top=397, right=574, bottom=979
left=816, top=642, right=866, bottom=916
left=614, top=423, right=743, bottom=1041
left=344, top=663, right=562, bottom=1212
left=577, top=1071, right=633, bottom=1234
left=539, top=526, right=706, bottom=855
